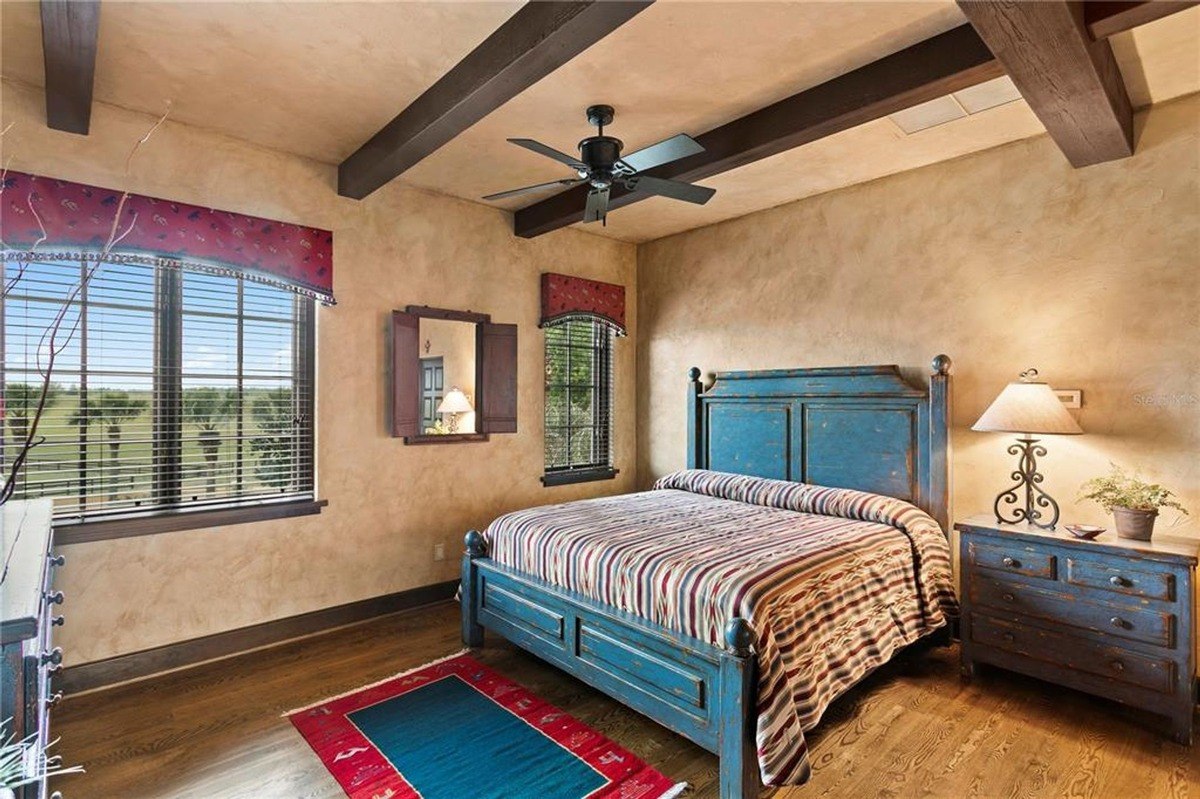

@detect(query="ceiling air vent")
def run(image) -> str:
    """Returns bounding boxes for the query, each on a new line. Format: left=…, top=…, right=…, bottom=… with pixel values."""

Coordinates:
left=889, top=76, right=1022, bottom=135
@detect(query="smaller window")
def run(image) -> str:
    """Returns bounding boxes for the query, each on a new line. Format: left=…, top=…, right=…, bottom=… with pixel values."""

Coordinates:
left=542, top=319, right=616, bottom=486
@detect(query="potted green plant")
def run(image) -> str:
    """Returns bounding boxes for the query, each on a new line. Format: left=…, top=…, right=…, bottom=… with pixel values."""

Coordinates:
left=1, top=719, right=84, bottom=797
left=1078, top=464, right=1189, bottom=541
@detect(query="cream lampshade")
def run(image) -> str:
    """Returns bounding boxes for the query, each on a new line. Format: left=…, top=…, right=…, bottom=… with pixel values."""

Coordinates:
left=437, top=388, right=473, bottom=433
left=973, top=368, right=1082, bottom=529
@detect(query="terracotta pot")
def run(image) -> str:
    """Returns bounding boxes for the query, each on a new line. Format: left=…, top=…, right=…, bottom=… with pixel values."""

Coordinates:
left=1112, top=506, right=1158, bottom=541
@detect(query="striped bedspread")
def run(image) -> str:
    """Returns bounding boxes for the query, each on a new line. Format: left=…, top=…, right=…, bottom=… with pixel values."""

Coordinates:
left=483, top=469, right=957, bottom=786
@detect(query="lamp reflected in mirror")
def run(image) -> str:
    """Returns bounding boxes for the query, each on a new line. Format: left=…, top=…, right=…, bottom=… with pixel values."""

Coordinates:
left=437, top=388, right=474, bottom=434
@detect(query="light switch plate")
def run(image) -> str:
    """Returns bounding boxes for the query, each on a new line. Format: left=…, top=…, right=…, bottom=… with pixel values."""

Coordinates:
left=1054, top=389, right=1082, bottom=409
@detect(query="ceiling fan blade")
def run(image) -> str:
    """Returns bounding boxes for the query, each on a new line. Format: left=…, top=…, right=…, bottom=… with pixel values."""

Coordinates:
left=617, top=133, right=704, bottom=174
left=482, top=178, right=583, bottom=201
left=583, top=186, right=610, bottom=223
left=508, top=138, right=586, bottom=170
left=624, top=174, right=715, bottom=205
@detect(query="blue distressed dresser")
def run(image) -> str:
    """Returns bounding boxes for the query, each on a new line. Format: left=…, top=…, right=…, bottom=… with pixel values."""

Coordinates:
left=957, top=515, right=1198, bottom=744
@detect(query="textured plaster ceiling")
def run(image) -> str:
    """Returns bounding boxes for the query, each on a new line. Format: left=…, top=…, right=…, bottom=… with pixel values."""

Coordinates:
left=0, top=0, right=525, bottom=162
left=1, top=1, right=1197, bottom=243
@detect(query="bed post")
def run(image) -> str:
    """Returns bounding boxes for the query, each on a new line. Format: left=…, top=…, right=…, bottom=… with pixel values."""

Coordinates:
left=719, top=617, right=758, bottom=799
left=929, top=354, right=952, bottom=534
left=461, top=530, right=486, bottom=648
left=687, top=367, right=703, bottom=469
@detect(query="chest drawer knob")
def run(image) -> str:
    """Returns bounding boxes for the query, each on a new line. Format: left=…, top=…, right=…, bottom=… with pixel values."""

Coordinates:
left=1001, top=592, right=1016, bottom=603
left=41, top=647, right=63, bottom=666
left=1110, top=660, right=1125, bottom=672
left=1002, top=557, right=1018, bottom=567
left=52, top=615, right=64, bottom=627
left=46, top=691, right=64, bottom=707
left=1001, top=632, right=1015, bottom=642
left=48, top=664, right=63, bottom=676
left=1110, top=616, right=1128, bottom=629
left=1109, top=575, right=1128, bottom=587
left=46, top=590, right=64, bottom=605
left=49, top=553, right=65, bottom=567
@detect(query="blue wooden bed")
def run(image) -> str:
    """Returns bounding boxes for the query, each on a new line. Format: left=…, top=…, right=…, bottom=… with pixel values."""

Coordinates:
left=461, top=356, right=952, bottom=798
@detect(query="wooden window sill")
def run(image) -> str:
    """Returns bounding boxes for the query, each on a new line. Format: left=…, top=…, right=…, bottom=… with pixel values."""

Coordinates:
left=541, top=468, right=619, bottom=487
left=404, top=433, right=490, bottom=445
left=54, top=499, right=328, bottom=545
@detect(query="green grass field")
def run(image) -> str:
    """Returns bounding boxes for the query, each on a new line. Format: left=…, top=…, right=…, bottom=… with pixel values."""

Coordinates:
left=7, top=387, right=301, bottom=513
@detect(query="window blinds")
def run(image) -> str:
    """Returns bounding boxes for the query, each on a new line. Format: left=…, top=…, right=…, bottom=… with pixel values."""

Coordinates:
left=1, top=256, right=315, bottom=522
left=543, top=319, right=613, bottom=473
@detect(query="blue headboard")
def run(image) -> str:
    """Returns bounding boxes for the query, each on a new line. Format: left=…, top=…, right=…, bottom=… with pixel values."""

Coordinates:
left=686, top=355, right=952, bottom=533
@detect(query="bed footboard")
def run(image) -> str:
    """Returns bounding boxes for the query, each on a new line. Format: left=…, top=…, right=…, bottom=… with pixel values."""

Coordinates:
left=461, top=531, right=759, bottom=799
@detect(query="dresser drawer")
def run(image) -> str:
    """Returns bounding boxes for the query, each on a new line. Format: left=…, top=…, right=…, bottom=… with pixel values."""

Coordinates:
left=968, top=540, right=1056, bottom=581
left=971, top=613, right=1176, bottom=694
left=1066, top=557, right=1176, bottom=602
left=970, top=577, right=1174, bottom=649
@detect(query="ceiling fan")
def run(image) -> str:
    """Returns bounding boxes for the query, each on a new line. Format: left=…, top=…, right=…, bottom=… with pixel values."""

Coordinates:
left=482, top=105, right=716, bottom=225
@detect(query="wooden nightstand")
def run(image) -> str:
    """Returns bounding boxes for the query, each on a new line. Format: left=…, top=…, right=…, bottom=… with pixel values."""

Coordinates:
left=956, top=515, right=1198, bottom=744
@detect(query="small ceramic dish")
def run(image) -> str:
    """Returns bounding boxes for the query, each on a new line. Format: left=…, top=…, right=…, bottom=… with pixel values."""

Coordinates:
left=1064, top=524, right=1106, bottom=540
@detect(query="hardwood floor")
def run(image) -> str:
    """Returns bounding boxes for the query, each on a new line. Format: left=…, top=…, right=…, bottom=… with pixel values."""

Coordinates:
left=53, top=601, right=1198, bottom=798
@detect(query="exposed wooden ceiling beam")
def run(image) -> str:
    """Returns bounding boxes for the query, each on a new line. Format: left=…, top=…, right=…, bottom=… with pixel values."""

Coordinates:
left=338, top=1, right=653, bottom=200
left=514, top=24, right=1002, bottom=238
left=958, top=1, right=1133, bottom=169
left=39, top=0, right=101, bottom=135
left=1085, top=1, right=1198, bottom=40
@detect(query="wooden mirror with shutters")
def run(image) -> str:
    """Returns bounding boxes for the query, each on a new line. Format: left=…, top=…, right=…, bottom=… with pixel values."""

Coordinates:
left=390, top=305, right=517, bottom=443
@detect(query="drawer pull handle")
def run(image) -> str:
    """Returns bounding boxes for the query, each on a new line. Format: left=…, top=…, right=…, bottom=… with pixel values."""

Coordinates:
left=47, top=664, right=63, bottom=676
left=1110, top=616, right=1127, bottom=629
left=46, top=590, right=64, bottom=605
left=41, top=647, right=62, bottom=666
left=49, top=553, right=65, bottom=567
left=1001, top=632, right=1015, bottom=642
left=1001, top=592, right=1016, bottom=602
left=1109, top=575, right=1127, bottom=587
left=52, top=615, right=64, bottom=627
left=46, top=691, right=63, bottom=707
left=1110, top=660, right=1125, bottom=672
left=1002, top=557, right=1018, bottom=567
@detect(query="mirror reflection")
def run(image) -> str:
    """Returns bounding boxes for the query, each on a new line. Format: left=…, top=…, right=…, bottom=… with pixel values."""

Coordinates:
left=418, top=318, right=476, bottom=435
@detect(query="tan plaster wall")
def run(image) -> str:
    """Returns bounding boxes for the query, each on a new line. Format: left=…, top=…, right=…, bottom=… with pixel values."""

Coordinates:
left=0, top=80, right=638, bottom=666
left=637, top=95, right=1200, bottom=545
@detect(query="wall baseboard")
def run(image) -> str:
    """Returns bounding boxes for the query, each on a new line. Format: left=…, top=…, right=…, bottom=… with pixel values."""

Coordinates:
left=60, top=579, right=459, bottom=695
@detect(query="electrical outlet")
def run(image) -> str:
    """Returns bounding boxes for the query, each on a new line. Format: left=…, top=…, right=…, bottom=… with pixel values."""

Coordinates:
left=433, top=543, right=446, bottom=562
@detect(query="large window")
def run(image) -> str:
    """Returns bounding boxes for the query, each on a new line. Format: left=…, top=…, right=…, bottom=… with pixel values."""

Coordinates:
left=1, top=256, right=316, bottom=533
left=542, top=319, right=616, bottom=485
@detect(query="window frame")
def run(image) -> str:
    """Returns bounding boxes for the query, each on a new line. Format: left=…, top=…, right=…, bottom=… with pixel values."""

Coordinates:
left=1, top=254, right=322, bottom=543
left=541, top=318, right=618, bottom=487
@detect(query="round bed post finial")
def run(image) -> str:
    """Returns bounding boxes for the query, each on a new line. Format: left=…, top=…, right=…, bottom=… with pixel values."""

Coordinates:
left=464, top=530, right=487, bottom=558
left=688, top=366, right=701, bottom=383
left=932, top=354, right=952, bottom=376
left=724, top=617, right=755, bottom=657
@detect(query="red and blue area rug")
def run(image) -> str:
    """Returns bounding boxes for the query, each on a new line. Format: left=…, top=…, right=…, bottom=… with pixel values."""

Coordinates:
left=287, top=651, right=686, bottom=799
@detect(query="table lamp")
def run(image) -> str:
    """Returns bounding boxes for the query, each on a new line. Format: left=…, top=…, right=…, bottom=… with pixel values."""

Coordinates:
left=437, top=388, right=474, bottom=434
left=972, top=368, right=1082, bottom=529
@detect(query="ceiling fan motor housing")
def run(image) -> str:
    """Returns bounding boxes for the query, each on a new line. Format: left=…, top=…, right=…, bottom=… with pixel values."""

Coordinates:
left=579, top=136, right=624, bottom=181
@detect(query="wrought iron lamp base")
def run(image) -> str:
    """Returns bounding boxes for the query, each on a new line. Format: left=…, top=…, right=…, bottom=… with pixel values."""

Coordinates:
left=991, top=436, right=1061, bottom=530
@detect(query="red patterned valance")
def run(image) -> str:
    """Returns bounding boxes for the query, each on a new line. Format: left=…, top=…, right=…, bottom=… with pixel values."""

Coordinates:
left=540, top=272, right=626, bottom=335
left=1, top=171, right=335, bottom=304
